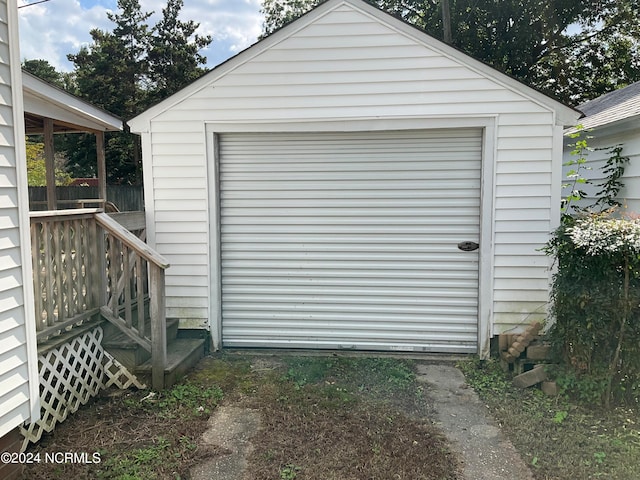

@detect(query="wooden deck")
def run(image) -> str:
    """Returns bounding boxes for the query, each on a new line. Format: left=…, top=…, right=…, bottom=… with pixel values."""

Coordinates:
left=29, top=208, right=170, bottom=390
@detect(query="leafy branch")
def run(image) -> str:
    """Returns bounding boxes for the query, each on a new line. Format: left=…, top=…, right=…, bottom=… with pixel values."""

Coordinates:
left=561, top=127, right=592, bottom=216
left=589, top=145, right=630, bottom=210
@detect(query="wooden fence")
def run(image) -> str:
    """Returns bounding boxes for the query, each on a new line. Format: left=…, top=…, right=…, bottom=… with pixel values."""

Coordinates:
left=29, top=185, right=144, bottom=212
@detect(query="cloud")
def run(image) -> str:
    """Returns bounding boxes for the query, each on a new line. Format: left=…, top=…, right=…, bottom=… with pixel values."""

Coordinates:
left=18, top=0, right=113, bottom=71
left=181, top=0, right=263, bottom=67
left=17, top=0, right=263, bottom=72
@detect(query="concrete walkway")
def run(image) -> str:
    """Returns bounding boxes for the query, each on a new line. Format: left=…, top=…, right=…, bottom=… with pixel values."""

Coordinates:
left=190, top=406, right=261, bottom=480
left=416, top=363, right=534, bottom=480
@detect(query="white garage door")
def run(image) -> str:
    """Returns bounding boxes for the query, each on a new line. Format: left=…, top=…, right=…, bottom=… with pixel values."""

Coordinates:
left=218, top=129, right=482, bottom=353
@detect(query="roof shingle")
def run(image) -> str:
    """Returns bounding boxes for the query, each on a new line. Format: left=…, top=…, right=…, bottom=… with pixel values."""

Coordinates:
left=572, top=81, right=640, bottom=131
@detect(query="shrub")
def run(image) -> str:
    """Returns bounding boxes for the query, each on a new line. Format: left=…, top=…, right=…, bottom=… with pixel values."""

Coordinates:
left=544, top=212, right=640, bottom=406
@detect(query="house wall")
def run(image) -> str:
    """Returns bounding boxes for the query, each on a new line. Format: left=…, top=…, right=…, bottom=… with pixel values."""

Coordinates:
left=137, top=2, right=567, bottom=341
left=563, top=121, right=640, bottom=213
left=0, top=0, right=40, bottom=453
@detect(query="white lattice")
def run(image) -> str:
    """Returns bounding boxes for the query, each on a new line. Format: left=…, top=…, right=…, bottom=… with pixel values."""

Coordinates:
left=20, top=326, right=145, bottom=451
left=103, top=351, right=147, bottom=389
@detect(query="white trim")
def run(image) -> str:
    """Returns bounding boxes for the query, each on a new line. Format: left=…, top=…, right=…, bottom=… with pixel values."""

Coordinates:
left=566, top=116, right=640, bottom=139
left=206, top=115, right=495, bottom=354
left=8, top=0, right=40, bottom=424
left=22, top=72, right=122, bottom=132
left=546, top=125, right=565, bottom=332
left=204, top=115, right=497, bottom=133
left=141, top=131, right=157, bottom=248
left=206, top=133, right=222, bottom=350
left=550, top=125, right=564, bottom=230
left=478, top=120, right=497, bottom=359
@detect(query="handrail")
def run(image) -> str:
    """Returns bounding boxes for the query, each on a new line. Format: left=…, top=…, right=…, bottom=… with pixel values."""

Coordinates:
left=95, top=213, right=169, bottom=268
left=29, top=207, right=102, bottom=218
left=96, top=211, right=169, bottom=390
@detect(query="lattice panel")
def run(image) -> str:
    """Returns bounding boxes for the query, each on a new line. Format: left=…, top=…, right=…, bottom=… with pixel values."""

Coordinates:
left=103, top=351, right=147, bottom=390
left=20, top=326, right=145, bottom=452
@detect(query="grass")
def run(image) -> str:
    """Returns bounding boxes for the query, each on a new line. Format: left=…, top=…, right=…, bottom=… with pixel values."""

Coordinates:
left=458, top=358, right=640, bottom=480
left=23, top=380, right=225, bottom=480
left=236, top=355, right=459, bottom=480
left=25, top=353, right=640, bottom=479
left=23, top=354, right=460, bottom=480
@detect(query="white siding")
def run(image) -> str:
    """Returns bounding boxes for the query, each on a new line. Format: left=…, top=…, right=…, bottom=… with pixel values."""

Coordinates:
left=563, top=123, right=640, bottom=213
left=0, top=0, right=39, bottom=438
left=137, top=1, right=572, bottom=341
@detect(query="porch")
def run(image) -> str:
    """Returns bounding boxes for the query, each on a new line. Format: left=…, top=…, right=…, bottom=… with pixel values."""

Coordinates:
left=19, top=72, right=205, bottom=451
left=29, top=207, right=204, bottom=390
left=22, top=71, right=205, bottom=387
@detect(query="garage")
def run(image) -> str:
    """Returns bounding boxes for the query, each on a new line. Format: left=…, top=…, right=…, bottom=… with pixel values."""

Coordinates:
left=218, top=129, right=482, bottom=352
left=128, top=0, right=580, bottom=358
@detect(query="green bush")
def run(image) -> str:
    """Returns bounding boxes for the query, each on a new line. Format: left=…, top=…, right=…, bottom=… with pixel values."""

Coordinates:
left=544, top=213, right=640, bottom=406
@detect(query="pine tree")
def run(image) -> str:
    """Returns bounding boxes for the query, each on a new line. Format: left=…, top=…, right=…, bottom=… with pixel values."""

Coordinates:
left=147, top=0, right=212, bottom=103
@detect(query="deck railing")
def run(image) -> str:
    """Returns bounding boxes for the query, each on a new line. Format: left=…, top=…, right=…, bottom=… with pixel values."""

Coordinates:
left=29, top=209, right=170, bottom=389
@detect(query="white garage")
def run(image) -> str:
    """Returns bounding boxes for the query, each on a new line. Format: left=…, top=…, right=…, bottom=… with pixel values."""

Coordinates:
left=129, top=0, right=580, bottom=357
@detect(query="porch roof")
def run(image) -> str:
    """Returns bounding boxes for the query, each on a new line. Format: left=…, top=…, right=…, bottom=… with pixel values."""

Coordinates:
left=22, top=71, right=123, bottom=134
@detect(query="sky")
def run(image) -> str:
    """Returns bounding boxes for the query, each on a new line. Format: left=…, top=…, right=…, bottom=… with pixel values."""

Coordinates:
left=17, top=0, right=264, bottom=72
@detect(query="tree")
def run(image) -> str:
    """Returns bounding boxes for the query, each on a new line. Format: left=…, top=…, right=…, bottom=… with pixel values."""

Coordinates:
left=26, top=140, right=72, bottom=186
left=261, top=0, right=318, bottom=37
left=260, top=0, right=640, bottom=104
left=147, top=0, right=212, bottom=103
left=67, top=0, right=152, bottom=184
left=21, top=59, right=76, bottom=91
left=69, top=0, right=151, bottom=118
left=67, top=0, right=213, bottom=184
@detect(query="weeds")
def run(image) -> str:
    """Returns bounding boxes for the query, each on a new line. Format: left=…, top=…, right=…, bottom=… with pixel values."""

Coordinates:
left=459, top=358, right=640, bottom=480
left=247, top=355, right=459, bottom=480
left=25, top=355, right=459, bottom=480
left=279, top=463, right=301, bottom=479
left=552, top=410, right=568, bottom=424
left=97, top=437, right=170, bottom=479
left=24, top=373, right=227, bottom=480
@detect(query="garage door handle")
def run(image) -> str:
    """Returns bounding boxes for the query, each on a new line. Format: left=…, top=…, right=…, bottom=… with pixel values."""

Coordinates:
left=457, top=241, right=479, bottom=252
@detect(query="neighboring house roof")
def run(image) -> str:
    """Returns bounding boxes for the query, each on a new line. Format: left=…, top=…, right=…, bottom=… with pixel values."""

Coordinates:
left=22, top=71, right=123, bottom=134
left=129, top=0, right=580, bottom=131
left=567, top=81, right=640, bottom=133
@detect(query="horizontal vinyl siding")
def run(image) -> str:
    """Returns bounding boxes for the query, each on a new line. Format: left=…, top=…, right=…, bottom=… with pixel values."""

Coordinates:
left=158, top=7, right=548, bottom=123
left=563, top=127, right=640, bottom=213
left=492, top=114, right=555, bottom=334
left=618, top=134, right=640, bottom=212
left=150, top=122, right=209, bottom=324
left=0, top=0, right=33, bottom=437
left=146, top=3, right=560, bottom=334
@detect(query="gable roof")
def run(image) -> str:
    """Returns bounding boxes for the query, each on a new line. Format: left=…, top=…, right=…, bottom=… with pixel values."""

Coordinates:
left=22, top=71, right=123, bottom=134
left=129, top=0, right=580, bottom=132
left=568, top=81, right=640, bottom=132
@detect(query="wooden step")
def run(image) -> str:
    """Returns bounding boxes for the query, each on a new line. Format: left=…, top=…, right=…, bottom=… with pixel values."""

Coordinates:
left=103, top=317, right=179, bottom=346
left=102, top=318, right=179, bottom=371
left=135, top=338, right=206, bottom=389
